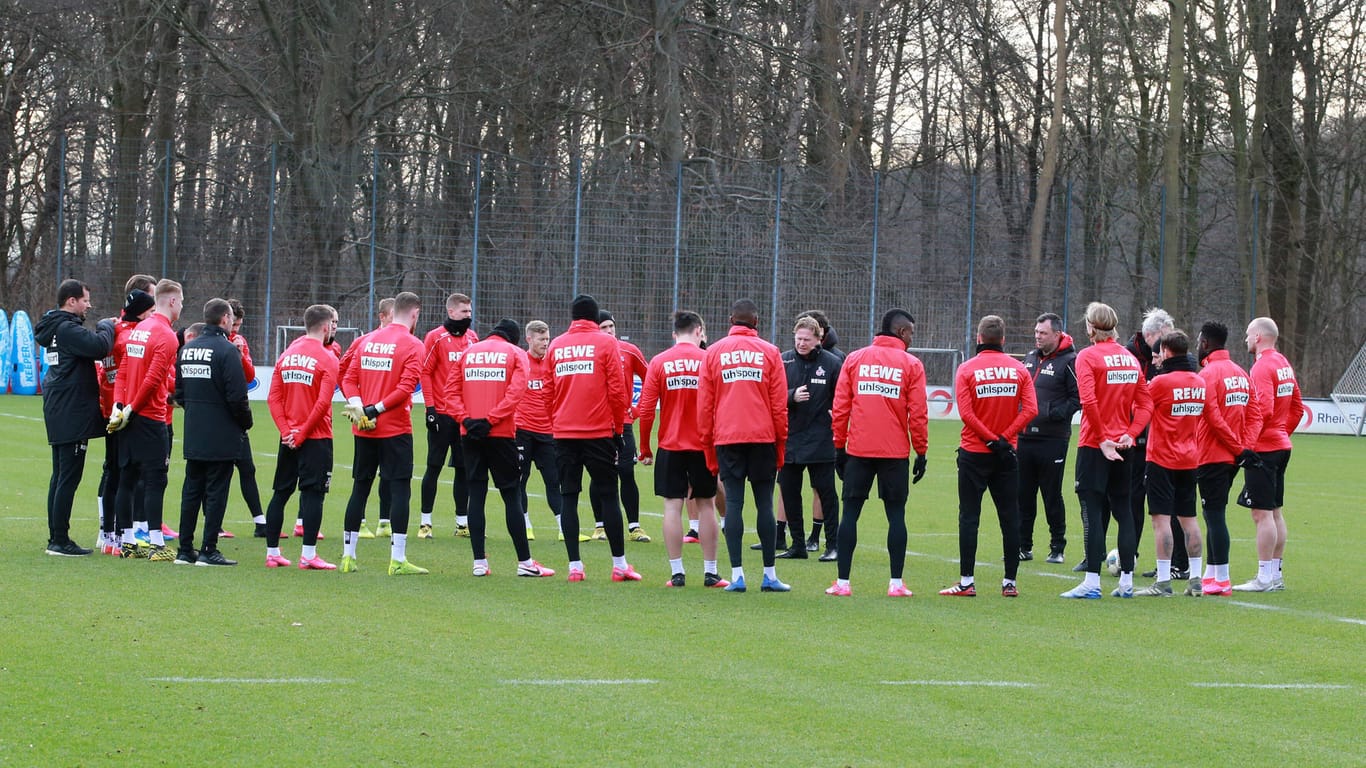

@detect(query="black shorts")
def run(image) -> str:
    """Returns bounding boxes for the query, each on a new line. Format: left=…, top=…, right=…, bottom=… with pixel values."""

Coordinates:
left=1238, top=449, right=1291, bottom=509
left=555, top=437, right=619, bottom=495
left=272, top=438, right=334, bottom=493
left=1144, top=462, right=1197, bottom=518
left=1197, top=463, right=1237, bottom=510
left=1073, top=445, right=1130, bottom=496
left=119, top=414, right=170, bottom=470
left=424, top=412, right=462, bottom=468
left=715, top=443, right=777, bottom=485
left=353, top=433, right=414, bottom=483
left=841, top=455, right=909, bottom=504
left=464, top=435, right=521, bottom=490
left=654, top=448, right=716, bottom=499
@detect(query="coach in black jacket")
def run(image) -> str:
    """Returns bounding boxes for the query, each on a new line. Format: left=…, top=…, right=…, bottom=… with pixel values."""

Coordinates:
left=173, top=298, right=252, bottom=566
left=1017, top=312, right=1079, bottom=564
left=777, top=315, right=844, bottom=560
left=35, top=279, right=116, bottom=555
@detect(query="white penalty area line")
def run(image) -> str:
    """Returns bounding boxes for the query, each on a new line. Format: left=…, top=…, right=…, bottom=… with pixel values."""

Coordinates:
left=501, top=679, right=657, bottom=686
left=881, top=680, right=1038, bottom=688
left=1191, top=682, right=1352, bottom=690
left=148, top=676, right=352, bottom=684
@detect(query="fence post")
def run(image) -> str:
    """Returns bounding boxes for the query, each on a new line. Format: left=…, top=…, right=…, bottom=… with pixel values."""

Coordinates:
left=1157, top=185, right=1166, bottom=305
left=368, top=146, right=378, bottom=327
left=572, top=157, right=583, bottom=296
left=56, top=132, right=66, bottom=282
left=770, top=167, right=783, bottom=343
left=1063, top=180, right=1072, bottom=328
left=966, top=174, right=977, bottom=354
left=264, top=143, right=277, bottom=361
left=868, top=171, right=881, bottom=341
left=471, top=153, right=481, bottom=313
left=672, top=161, right=682, bottom=311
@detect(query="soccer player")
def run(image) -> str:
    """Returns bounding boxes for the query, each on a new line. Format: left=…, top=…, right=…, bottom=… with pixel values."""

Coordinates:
left=1017, top=312, right=1079, bottom=565
left=263, top=304, right=341, bottom=570
left=35, top=279, right=115, bottom=556
left=94, top=276, right=156, bottom=553
left=777, top=314, right=843, bottom=561
left=940, top=315, right=1037, bottom=597
left=1233, top=317, right=1303, bottom=592
left=335, top=297, right=395, bottom=538
left=638, top=311, right=728, bottom=588
left=173, top=298, right=252, bottom=566
left=514, top=320, right=568, bottom=541
left=826, top=308, right=928, bottom=597
left=1194, top=321, right=1260, bottom=596
left=1131, top=330, right=1206, bottom=597
left=546, top=293, right=639, bottom=582
left=698, top=298, right=790, bottom=593
left=1060, top=301, right=1153, bottom=599
left=338, top=291, right=427, bottom=575
left=419, top=292, right=478, bottom=539
left=594, top=309, right=652, bottom=542
left=450, top=318, right=555, bottom=577
left=1128, top=308, right=1186, bottom=578
left=109, top=279, right=184, bottom=562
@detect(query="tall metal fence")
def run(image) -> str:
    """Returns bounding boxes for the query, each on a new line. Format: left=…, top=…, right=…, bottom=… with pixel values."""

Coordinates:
left=14, top=139, right=1290, bottom=389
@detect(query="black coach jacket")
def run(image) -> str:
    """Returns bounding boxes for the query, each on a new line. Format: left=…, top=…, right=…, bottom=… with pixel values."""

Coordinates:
left=781, top=346, right=842, bottom=464
left=1020, top=333, right=1079, bottom=441
left=174, top=324, right=252, bottom=461
left=34, top=309, right=115, bottom=445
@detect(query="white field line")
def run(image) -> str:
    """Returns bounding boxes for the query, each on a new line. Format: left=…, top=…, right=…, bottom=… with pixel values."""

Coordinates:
left=501, top=678, right=657, bottom=686
left=1191, top=682, right=1352, bottom=690
left=148, top=677, right=351, bottom=684
left=1225, top=600, right=1366, bottom=626
left=881, top=680, right=1039, bottom=688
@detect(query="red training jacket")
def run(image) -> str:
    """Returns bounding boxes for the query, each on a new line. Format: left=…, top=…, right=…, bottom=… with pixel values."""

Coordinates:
left=1146, top=368, right=1207, bottom=470
left=269, top=335, right=338, bottom=442
left=228, top=330, right=256, bottom=384
left=1249, top=348, right=1303, bottom=452
left=514, top=351, right=554, bottom=434
left=697, top=325, right=788, bottom=454
left=955, top=348, right=1038, bottom=452
left=339, top=322, right=423, bottom=438
left=450, top=335, right=529, bottom=439
left=422, top=325, right=478, bottom=415
left=544, top=320, right=627, bottom=439
left=1197, top=349, right=1260, bottom=465
left=97, top=318, right=139, bottom=416
left=831, top=335, right=929, bottom=458
left=113, top=312, right=177, bottom=423
left=638, top=342, right=707, bottom=455
left=615, top=339, right=649, bottom=423
left=1075, top=337, right=1153, bottom=449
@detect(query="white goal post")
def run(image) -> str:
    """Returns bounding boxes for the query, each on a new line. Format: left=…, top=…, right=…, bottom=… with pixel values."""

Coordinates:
left=1330, top=340, right=1366, bottom=437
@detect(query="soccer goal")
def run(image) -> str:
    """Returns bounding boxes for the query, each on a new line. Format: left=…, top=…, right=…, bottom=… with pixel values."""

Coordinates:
left=1330, top=340, right=1366, bottom=437
left=276, top=325, right=363, bottom=359
left=910, top=347, right=964, bottom=388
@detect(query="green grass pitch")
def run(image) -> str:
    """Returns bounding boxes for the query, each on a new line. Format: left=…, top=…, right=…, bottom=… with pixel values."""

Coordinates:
left=0, top=397, right=1362, bottom=766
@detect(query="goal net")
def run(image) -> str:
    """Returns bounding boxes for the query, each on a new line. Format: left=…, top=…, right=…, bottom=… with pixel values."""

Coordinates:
left=276, top=326, right=363, bottom=359
left=1330, top=340, right=1366, bottom=437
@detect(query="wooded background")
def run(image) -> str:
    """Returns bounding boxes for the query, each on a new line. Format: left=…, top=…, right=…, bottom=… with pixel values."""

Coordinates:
left=2, top=0, right=1362, bottom=392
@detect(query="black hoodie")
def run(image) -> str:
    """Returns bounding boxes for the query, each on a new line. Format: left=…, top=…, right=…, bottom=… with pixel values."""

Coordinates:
left=1020, top=331, right=1080, bottom=441
left=34, top=309, right=115, bottom=445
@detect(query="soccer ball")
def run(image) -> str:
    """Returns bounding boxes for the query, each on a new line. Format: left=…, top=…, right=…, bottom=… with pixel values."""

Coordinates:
left=1105, top=548, right=1122, bottom=576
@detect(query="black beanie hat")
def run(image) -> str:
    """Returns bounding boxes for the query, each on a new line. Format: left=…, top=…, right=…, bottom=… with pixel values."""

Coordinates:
left=598, top=310, right=614, bottom=324
left=490, top=318, right=521, bottom=346
left=571, top=294, right=599, bottom=322
left=122, top=289, right=155, bottom=321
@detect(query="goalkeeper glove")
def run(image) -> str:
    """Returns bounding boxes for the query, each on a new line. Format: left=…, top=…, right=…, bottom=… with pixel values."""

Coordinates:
left=106, top=403, right=132, bottom=433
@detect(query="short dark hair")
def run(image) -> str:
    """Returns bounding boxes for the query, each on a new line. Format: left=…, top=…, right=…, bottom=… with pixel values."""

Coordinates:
left=1157, top=329, right=1190, bottom=357
left=184, top=322, right=206, bottom=340
left=880, top=308, right=915, bottom=335
left=799, top=309, right=831, bottom=335
left=394, top=291, right=421, bottom=314
left=124, top=274, right=156, bottom=293
left=227, top=298, right=245, bottom=321
left=1199, top=321, right=1228, bottom=350
left=204, top=298, right=232, bottom=326
left=673, top=311, right=703, bottom=334
left=57, top=279, right=87, bottom=307
left=1036, top=312, right=1063, bottom=332
left=304, top=304, right=336, bottom=332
